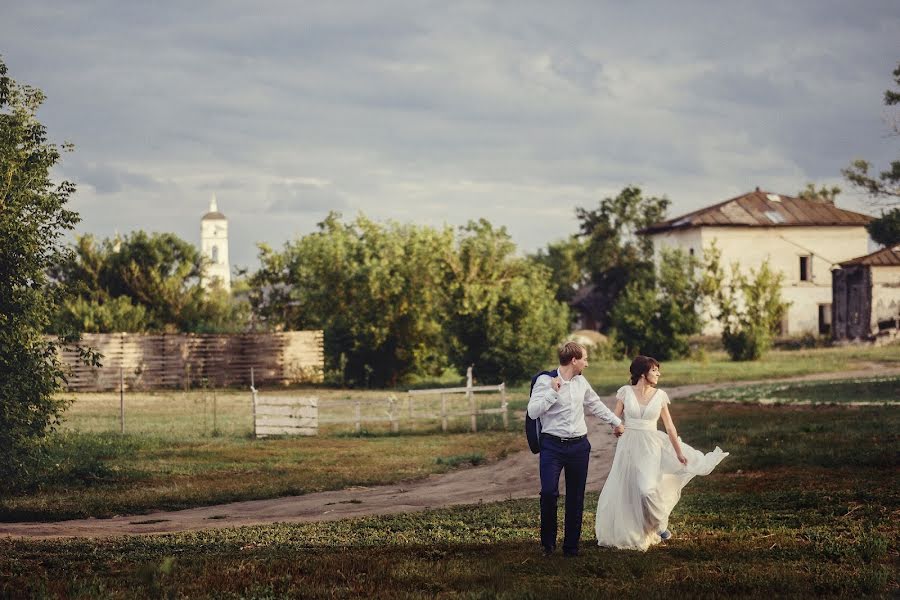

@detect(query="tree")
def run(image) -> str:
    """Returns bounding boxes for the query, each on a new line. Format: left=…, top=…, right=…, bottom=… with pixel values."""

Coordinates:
left=0, top=57, right=94, bottom=485
left=445, top=220, right=569, bottom=383
left=574, top=186, right=670, bottom=331
left=798, top=183, right=841, bottom=204
left=251, top=213, right=454, bottom=387
left=842, top=62, right=899, bottom=206
left=250, top=214, right=569, bottom=387
left=705, top=246, right=790, bottom=361
left=51, top=231, right=247, bottom=333
left=530, top=235, right=587, bottom=305
left=611, top=248, right=705, bottom=360
left=866, top=207, right=900, bottom=247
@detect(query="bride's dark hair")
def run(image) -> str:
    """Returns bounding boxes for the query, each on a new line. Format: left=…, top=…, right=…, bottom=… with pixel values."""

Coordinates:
left=629, top=355, right=660, bottom=385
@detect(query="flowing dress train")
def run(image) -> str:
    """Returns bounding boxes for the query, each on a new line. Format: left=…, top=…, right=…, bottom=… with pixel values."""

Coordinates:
left=595, top=385, right=728, bottom=551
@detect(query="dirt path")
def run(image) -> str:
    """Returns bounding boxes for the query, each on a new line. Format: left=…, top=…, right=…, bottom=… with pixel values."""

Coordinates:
left=2, top=366, right=897, bottom=540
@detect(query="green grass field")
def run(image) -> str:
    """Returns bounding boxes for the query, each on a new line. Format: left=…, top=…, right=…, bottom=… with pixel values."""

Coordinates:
left=2, top=345, right=898, bottom=523
left=2, top=394, right=896, bottom=597
left=692, top=375, right=900, bottom=405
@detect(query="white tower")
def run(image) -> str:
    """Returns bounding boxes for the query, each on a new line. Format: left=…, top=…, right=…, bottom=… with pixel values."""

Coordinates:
left=200, top=194, right=231, bottom=292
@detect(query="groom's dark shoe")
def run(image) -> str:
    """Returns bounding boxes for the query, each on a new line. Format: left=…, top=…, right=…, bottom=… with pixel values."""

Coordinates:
left=541, top=546, right=555, bottom=557
left=562, top=550, right=579, bottom=558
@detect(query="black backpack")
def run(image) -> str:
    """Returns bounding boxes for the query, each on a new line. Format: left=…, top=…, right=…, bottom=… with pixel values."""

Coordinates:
left=525, top=369, right=558, bottom=454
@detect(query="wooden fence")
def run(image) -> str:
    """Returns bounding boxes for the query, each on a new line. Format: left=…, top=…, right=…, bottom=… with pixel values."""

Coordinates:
left=55, top=331, right=324, bottom=391
left=253, top=396, right=318, bottom=438
left=318, top=378, right=508, bottom=434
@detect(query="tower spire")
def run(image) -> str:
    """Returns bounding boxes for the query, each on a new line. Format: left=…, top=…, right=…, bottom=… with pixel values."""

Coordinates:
left=209, top=193, right=218, bottom=213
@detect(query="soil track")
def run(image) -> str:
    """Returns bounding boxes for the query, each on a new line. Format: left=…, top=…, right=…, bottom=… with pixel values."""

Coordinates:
left=2, top=366, right=897, bottom=540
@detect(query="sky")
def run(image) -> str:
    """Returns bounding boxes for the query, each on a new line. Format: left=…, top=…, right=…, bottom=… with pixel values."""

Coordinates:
left=2, top=1, right=899, bottom=270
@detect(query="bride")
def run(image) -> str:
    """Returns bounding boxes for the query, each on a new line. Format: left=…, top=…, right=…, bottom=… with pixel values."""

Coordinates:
left=595, top=355, right=728, bottom=551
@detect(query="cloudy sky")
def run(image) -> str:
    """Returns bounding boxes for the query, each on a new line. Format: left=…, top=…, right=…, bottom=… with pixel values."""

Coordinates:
left=2, top=1, right=898, bottom=269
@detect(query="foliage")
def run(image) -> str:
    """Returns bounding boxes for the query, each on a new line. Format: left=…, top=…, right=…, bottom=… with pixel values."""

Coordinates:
left=797, top=182, right=841, bottom=203
left=251, top=215, right=568, bottom=386
left=842, top=61, right=899, bottom=206
left=51, top=232, right=248, bottom=333
left=529, top=235, right=587, bottom=304
left=0, top=57, right=94, bottom=486
left=866, top=207, right=900, bottom=247
left=706, top=246, right=790, bottom=361
left=444, top=220, right=569, bottom=383
left=573, top=186, right=670, bottom=331
left=611, top=248, right=706, bottom=360
left=251, top=213, right=454, bottom=387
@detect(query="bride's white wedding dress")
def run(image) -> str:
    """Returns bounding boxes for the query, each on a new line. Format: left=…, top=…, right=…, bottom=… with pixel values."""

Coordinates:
left=595, top=385, right=728, bottom=551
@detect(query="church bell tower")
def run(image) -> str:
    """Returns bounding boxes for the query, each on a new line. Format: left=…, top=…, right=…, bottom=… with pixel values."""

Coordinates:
left=200, top=194, right=231, bottom=292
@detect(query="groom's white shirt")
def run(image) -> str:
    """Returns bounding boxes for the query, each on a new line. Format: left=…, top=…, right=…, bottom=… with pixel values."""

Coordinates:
left=527, top=368, right=622, bottom=438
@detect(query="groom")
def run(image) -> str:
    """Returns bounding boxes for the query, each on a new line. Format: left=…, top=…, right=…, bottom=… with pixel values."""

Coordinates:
left=527, top=342, right=624, bottom=556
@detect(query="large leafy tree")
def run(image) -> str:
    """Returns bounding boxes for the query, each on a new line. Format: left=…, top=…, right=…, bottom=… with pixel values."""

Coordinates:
left=611, top=248, right=706, bottom=360
left=52, top=231, right=247, bottom=333
left=530, top=235, right=587, bottom=305
left=251, top=213, right=454, bottom=387
left=574, top=186, right=670, bottom=331
left=0, top=58, right=90, bottom=484
left=251, top=214, right=568, bottom=387
left=445, top=220, right=569, bottom=383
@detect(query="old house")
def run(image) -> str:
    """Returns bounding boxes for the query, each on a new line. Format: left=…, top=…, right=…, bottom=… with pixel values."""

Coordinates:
left=832, top=245, right=900, bottom=341
left=640, top=189, right=872, bottom=336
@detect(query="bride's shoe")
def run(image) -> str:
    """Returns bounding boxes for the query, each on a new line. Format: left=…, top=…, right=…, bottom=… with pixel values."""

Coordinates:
left=659, top=530, right=672, bottom=540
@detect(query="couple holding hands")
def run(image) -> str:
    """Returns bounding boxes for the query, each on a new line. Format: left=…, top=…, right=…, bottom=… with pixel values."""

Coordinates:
left=527, top=342, right=728, bottom=555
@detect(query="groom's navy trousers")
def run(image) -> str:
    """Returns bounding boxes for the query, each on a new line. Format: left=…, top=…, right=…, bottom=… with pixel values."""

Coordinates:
left=539, top=434, right=591, bottom=554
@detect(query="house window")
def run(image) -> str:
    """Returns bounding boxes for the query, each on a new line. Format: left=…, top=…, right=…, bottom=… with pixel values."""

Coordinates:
left=689, top=248, right=695, bottom=257
left=211, top=245, right=219, bottom=263
left=799, top=256, right=811, bottom=282
left=818, top=304, right=832, bottom=335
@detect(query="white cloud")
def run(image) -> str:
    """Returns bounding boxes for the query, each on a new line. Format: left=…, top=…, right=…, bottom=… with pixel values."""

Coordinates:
left=2, top=1, right=898, bottom=267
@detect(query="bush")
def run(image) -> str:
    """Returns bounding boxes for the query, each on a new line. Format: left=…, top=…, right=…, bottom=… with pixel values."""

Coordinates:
left=611, top=248, right=705, bottom=361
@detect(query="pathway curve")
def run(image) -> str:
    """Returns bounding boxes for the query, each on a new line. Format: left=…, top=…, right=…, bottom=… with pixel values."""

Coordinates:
left=2, top=366, right=898, bottom=539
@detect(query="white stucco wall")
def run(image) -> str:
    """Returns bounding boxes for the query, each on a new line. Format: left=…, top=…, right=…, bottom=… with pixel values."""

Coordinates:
left=651, top=225, right=870, bottom=335
left=871, top=265, right=900, bottom=329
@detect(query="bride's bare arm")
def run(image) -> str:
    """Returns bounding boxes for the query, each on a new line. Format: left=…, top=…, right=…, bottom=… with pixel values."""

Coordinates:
left=614, top=398, right=624, bottom=420
left=660, top=403, right=687, bottom=464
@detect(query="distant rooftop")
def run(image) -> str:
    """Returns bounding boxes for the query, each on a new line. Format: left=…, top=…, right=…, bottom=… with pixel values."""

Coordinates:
left=639, top=189, right=872, bottom=234
left=839, top=245, right=900, bottom=267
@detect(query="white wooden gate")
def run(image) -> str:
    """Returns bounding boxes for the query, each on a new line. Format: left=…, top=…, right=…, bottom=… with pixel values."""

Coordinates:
left=253, top=396, right=318, bottom=438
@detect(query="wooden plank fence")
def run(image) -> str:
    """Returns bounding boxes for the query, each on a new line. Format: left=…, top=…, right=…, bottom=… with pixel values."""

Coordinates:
left=253, top=396, right=318, bottom=438
left=55, top=331, right=324, bottom=391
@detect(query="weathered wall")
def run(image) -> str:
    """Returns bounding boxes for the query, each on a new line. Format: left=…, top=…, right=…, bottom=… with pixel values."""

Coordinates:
left=652, top=225, right=870, bottom=335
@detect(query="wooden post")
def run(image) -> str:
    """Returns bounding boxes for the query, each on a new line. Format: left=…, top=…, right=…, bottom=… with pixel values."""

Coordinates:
left=500, top=383, right=508, bottom=430
left=212, top=387, right=218, bottom=434
left=355, top=400, right=362, bottom=434
left=389, top=395, right=399, bottom=433
left=407, top=391, right=413, bottom=419
left=119, top=366, right=125, bottom=434
left=250, top=367, right=258, bottom=438
left=441, top=393, right=447, bottom=432
left=467, top=366, right=476, bottom=432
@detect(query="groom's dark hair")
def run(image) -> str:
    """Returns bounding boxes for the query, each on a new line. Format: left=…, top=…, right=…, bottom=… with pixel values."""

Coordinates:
left=629, top=355, right=660, bottom=385
left=558, top=342, right=586, bottom=366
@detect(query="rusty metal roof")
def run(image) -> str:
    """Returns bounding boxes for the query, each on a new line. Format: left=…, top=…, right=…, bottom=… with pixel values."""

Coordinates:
left=640, top=189, right=872, bottom=234
left=839, top=245, right=900, bottom=267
